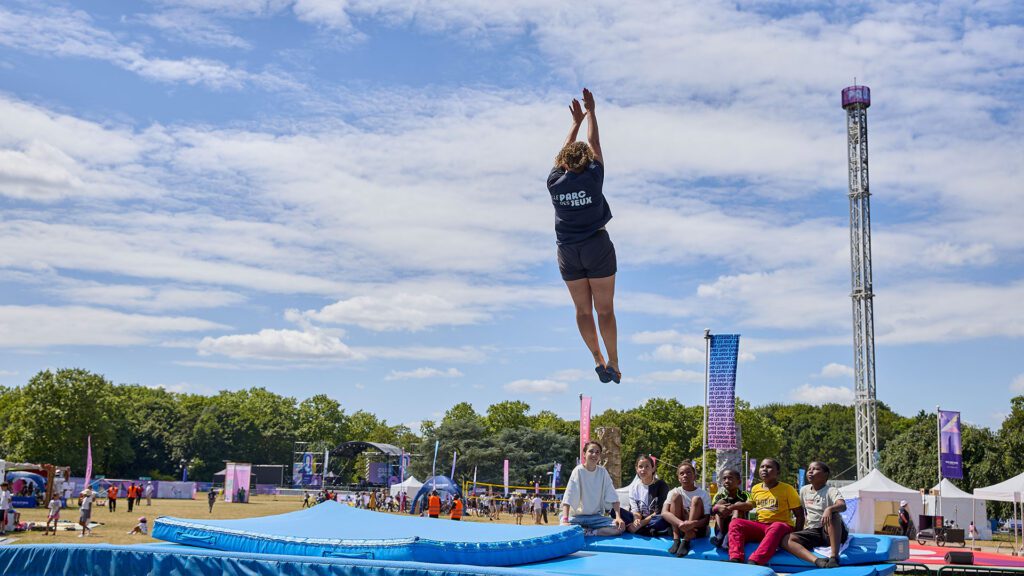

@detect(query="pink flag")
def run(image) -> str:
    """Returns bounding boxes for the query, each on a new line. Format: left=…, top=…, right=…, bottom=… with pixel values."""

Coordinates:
left=503, top=459, right=510, bottom=496
left=84, top=435, right=93, bottom=488
left=579, top=396, right=592, bottom=461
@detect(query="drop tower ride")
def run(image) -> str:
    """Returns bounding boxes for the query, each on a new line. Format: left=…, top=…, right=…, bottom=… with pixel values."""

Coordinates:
left=843, top=85, right=878, bottom=480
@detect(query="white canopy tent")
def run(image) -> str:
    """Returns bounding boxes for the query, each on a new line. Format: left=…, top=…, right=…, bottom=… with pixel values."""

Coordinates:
left=974, top=471, right=1024, bottom=552
left=924, top=478, right=991, bottom=539
left=390, top=475, right=423, bottom=498
left=841, top=469, right=921, bottom=534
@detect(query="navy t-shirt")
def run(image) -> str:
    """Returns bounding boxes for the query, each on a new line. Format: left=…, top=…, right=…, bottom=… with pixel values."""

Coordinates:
left=546, top=161, right=612, bottom=245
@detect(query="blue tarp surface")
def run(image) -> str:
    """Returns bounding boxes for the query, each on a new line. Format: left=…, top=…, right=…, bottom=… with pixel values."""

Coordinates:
left=153, top=500, right=583, bottom=566
left=583, top=533, right=909, bottom=571
left=0, top=543, right=778, bottom=576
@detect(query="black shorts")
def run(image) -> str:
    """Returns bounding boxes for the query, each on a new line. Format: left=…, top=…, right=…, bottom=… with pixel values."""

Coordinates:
left=557, top=230, right=616, bottom=281
left=789, top=523, right=849, bottom=549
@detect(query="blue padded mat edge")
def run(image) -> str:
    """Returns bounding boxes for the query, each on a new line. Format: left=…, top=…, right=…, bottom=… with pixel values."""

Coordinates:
left=0, top=543, right=778, bottom=576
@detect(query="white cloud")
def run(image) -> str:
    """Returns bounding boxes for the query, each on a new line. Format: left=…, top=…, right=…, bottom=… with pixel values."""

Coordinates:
left=643, top=345, right=705, bottom=364
left=818, top=363, right=855, bottom=379
left=306, top=293, right=491, bottom=332
left=0, top=305, right=225, bottom=347
left=136, top=10, right=253, bottom=49
left=197, top=328, right=362, bottom=361
left=385, top=367, right=463, bottom=380
left=55, top=281, right=245, bottom=312
left=639, top=369, right=705, bottom=383
left=0, top=5, right=292, bottom=90
left=354, top=346, right=487, bottom=363
left=1011, top=374, right=1024, bottom=393
left=548, top=369, right=586, bottom=382
left=790, top=383, right=855, bottom=405
left=504, top=379, right=568, bottom=394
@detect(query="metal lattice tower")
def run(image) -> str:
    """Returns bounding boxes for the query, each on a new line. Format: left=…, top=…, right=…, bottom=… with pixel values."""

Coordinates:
left=843, top=85, right=878, bottom=480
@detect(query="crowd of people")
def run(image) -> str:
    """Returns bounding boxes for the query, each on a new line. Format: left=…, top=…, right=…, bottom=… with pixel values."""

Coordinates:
left=561, top=441, right=849, bottom=569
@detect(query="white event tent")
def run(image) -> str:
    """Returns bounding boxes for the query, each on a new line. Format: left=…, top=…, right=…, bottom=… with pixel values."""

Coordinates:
left=924, top=478, right=991, bottom=539
left=390, top=475, right=424, bottom=498
left=974, top=471, right=1024, bottom=551
left=840, top=469, right=921, bottom=534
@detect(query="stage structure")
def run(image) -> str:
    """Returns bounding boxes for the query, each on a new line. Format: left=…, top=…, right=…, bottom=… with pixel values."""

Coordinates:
left=331, top=441, right=406, bottom=487
left=843, top=84, right=878, bottom=480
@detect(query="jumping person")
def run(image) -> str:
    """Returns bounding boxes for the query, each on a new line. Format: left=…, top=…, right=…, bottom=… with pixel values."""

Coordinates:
left=621, top=455, right=671, bottom=536
left=547, top=88, right=620, bottom=384
left=727, top=458, right=804, bottom=566
left=662, top=462, right=711, bottom=558
left=709, top=468, right=749, bottom=549
left=560, top=441, right=625, bottom=536
left=781, top=461, right=848, bottom=569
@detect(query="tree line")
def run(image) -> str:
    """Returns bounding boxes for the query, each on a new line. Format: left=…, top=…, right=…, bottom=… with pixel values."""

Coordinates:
left=1, top=368, right=1021, bottom=514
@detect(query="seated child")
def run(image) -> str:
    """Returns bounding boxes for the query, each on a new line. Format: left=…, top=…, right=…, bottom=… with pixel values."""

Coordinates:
left=727, top=458, right=803, bottom=566
left=710, top=468, right=749, bottom=548
left=560, top=441, right=625, bottom=536
left=781, top=461, right=848, bottom=568
left=620, top=455, right=671, bottom=536
left=661, top=462, right=710, bottom=558
left=127, top=516, right=148, bottom=536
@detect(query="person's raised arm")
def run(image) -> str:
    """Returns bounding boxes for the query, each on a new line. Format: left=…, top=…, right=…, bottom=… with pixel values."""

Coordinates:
left=563, top=98, right=586, bottom=151
left=582, top=88, right=603, bottom=165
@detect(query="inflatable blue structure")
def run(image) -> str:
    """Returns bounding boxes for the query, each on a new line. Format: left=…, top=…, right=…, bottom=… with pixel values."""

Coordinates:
left=410, top=475, right=460, bottom=514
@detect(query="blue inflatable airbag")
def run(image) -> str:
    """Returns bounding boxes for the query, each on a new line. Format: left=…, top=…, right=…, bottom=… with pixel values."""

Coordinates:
left=153, top=500, right=583, bottom=566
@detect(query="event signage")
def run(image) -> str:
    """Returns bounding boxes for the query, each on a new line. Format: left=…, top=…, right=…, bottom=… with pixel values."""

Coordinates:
left=580, top=396, right=592, bottom=461
left=451, top=451, right=458, bottom=480
left=551, top=462, right=560, bottom=496
left=747, top=458, right=756, bottom=489
left=707, top=334, right=740, bottom=450
left=84, top=435, right=93, bottom=488
left=939, top=409, right=963, bottom=479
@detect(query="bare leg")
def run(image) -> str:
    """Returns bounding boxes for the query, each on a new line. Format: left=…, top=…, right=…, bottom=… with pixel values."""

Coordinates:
left=681, top=497, right=708, bottom=542
left=781, top=533, right=820, bottom=564
left=565, top=279, right=605, bottom=367
left=826, top=513, right=842, bottom=561
left=589, top=275, right=618, bottom=372
left=592, top=524, right=624, bottom=536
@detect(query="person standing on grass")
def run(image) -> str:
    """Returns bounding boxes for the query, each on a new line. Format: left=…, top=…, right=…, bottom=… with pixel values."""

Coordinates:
left=661, top=462, right=711, bottom=558
left=780, top=461, right=848, bottom=569
left=45, top=491, right=63, bottom=535
left=727, top=458, right=804, bottom=566
left=78, top=489, right=95, bottom=538
left=547, top=88, right=621, bottom=384
left=208, top=488, right=217, bottom=514
left=0, top=482, right=12, bottom=536
left=144, top=482, right=153, bottom=506
left=126, top=483, right=135, bottom=513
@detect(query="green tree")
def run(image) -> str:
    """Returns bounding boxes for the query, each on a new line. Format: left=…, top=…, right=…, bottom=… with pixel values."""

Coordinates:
left=297, top=394, right=348, bottom=448
left=2, top=369, right=133, bottom=475
left=879, top=411, right=936, bottom=490
left=442, top=402, right=484, bottom=427
left=486, top=400, right=531, bottom=433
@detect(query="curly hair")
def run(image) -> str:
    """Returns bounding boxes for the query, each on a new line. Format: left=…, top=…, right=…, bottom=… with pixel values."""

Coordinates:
left=555, top=141, right=594, bottom=172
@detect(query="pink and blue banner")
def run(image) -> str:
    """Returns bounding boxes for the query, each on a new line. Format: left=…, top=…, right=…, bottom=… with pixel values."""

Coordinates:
left=580, top=396, right=591, bottom=461
left=450, top=451, right=458, bottom=479
left=551, top=463, right=560, bottom=496
left=707, top=334, right=740, bottom=450
left=747, top=458, right=756, bottom=489
left=939, top=410, right=963, bottom=479
left=84, top=435, right=93, bottom=488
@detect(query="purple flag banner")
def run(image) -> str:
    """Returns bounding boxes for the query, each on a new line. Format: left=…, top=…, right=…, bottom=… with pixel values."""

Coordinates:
left=84, top=435, right=93, bottom=488
left=939, top=410, right=963, bottom=479
left=503, top=459, right=510, bottom=496
left=707, top=334, right=740, bottom=450
left=747, top=458, right=756, bottom=489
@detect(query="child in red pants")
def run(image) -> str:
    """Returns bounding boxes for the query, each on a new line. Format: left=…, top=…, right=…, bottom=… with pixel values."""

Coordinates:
left=728, top=458, right=804, bottom=566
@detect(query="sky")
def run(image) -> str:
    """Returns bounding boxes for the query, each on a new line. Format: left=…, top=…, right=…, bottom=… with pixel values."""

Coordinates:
left=0, top=0, right=1021, bottom=434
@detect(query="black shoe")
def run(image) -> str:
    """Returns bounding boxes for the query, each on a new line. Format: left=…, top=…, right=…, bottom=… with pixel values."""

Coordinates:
left=668, top=540, right=680, bottom=555
left=827, top=557, right=840, bottom=568
left=814, top=558, right=829, bottom=568
left=709, top=535, right=721, bottom=548
left=674, top=539, right=690, bottom=558
left=595, top=366, right=612, bottom=383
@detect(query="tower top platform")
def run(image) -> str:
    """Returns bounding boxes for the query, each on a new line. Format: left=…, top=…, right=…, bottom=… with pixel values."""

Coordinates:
left=842, top=85, right=871, bottom=109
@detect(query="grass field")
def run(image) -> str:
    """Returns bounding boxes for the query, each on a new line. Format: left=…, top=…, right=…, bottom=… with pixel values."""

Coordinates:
left=8, top=495, right=546, bottom=546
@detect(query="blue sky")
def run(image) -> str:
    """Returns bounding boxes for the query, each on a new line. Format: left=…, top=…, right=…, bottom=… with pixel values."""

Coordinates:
left=0, top=0, right=1021, bottom=432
